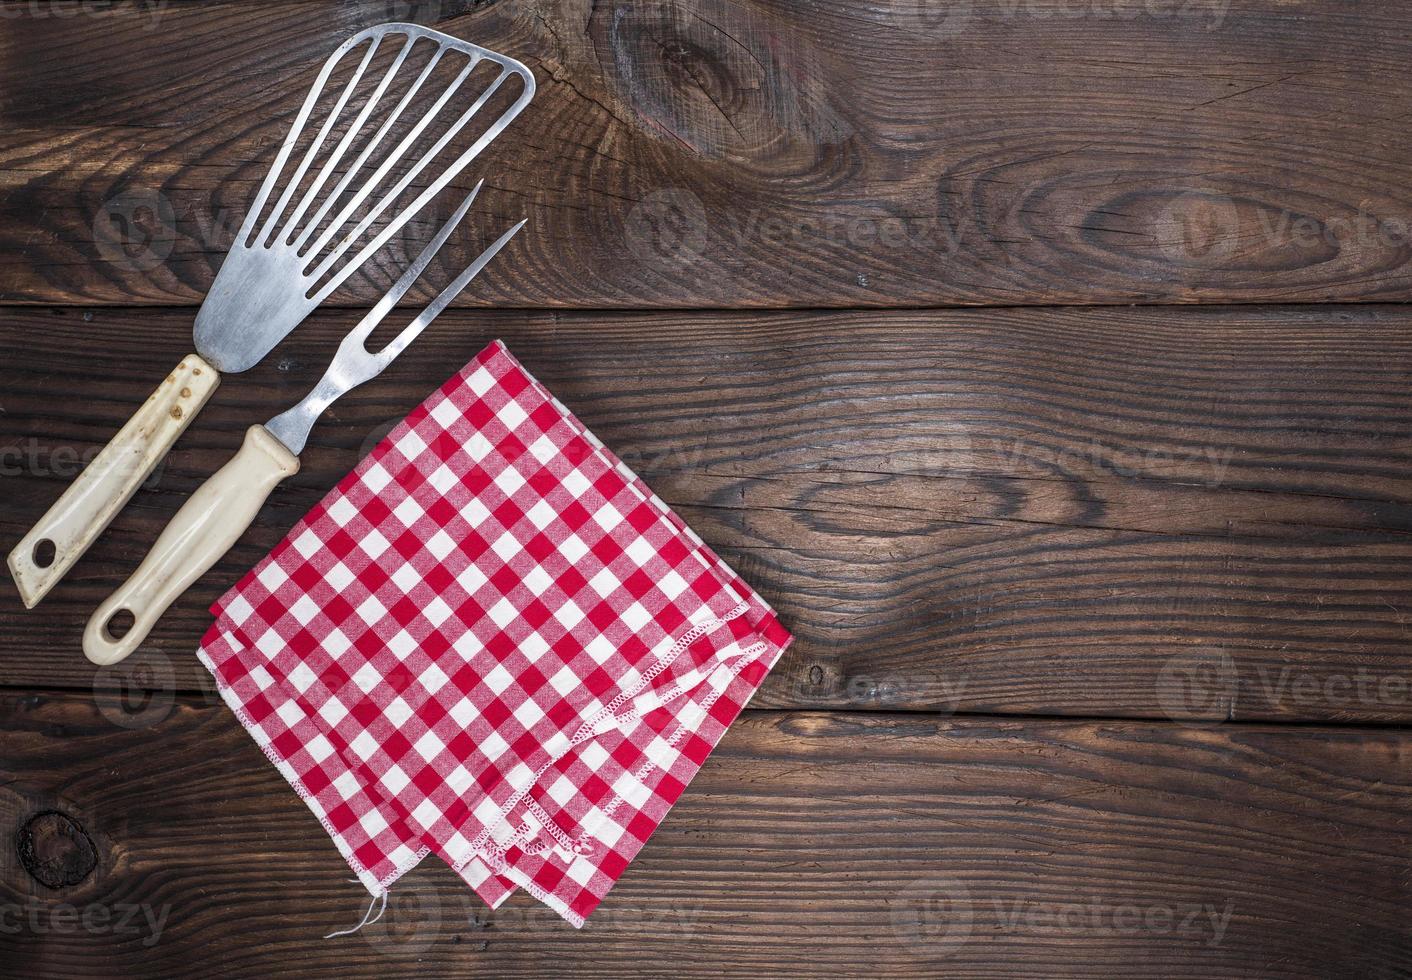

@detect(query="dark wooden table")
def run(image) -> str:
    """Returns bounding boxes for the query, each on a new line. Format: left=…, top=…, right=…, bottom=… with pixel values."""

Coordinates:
left=2, top=1, right=1411, bottom=976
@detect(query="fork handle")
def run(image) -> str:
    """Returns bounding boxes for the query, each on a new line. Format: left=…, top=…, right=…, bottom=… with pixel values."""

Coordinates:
left=8, top=355, right=220, bottom=609
left=83, top=425, right=299, bottom=666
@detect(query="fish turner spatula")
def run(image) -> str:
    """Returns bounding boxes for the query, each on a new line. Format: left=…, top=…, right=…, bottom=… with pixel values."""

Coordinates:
left=9, top=23, right=534, bottom=608
left=83, top=181, right=525, bottom=665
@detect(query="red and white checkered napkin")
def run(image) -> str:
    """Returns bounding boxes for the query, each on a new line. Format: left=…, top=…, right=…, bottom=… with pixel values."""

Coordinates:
left=197, top=340, right=791, bottom=927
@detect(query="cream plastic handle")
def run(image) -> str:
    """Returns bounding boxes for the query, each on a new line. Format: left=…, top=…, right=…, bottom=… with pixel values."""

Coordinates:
left=83, top=425, right=299, bottom=666
left=8, top=355, right=220, bottom=608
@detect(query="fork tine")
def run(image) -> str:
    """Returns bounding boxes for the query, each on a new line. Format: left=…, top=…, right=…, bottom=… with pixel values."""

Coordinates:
left=374, top=216, right=526, bottom=364
left=340, top=179, right=484, bottom=351
left=261, top=192, right=520, bottom=458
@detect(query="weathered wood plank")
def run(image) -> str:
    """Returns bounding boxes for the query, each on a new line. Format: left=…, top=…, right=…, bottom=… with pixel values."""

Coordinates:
left=5, top=0, right=1412, bottom=307
left=2, top=304, right=1411, bottom=723
left=1, top=691, right=1408, bottom=978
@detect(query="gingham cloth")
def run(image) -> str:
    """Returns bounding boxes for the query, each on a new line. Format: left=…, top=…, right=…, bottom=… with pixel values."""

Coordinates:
left=197, top=340, right=790, bottom=927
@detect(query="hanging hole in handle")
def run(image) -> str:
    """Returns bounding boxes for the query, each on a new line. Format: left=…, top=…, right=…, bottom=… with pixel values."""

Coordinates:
left=104, top=609, right=136, bottom=640
left=31, top=539, right=56, bottom=569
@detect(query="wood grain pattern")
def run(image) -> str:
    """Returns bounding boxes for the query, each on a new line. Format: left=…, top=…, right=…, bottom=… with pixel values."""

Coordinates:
left=6, top=0, right=1412, bottom=308
left=2, top=304, right=1411, bottom=723
left=1, top=690, right=1408, bottom=978
left=3, top=5, right=1410, bottom=972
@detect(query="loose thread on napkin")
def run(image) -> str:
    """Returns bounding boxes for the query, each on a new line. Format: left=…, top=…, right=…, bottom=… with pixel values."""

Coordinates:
left=325, top=887, right=388, bottom=939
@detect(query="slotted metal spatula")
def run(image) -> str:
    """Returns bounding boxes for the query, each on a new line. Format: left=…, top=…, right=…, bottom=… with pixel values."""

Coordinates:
left=83, top=181, right=524, bottom=665
left=9, top=23, right=534, bottom=607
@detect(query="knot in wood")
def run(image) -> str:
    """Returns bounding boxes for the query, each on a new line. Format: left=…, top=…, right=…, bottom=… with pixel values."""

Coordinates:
left=16, top=810, right=97, bottom=889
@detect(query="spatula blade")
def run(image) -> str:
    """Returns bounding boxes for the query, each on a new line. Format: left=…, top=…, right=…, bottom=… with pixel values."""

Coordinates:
left=193, top=22, right=534, bottom=374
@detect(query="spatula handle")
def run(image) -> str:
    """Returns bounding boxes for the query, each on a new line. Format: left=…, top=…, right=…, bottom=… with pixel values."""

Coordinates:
left=83, top=425, right=300, bottom=666
left=7, top=355, right=220, bottom=609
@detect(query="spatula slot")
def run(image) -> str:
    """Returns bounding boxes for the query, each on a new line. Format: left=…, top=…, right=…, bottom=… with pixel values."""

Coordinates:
left=281, top=35, right=447, bottom=253
left=300, top=56, right=520, bottom=300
